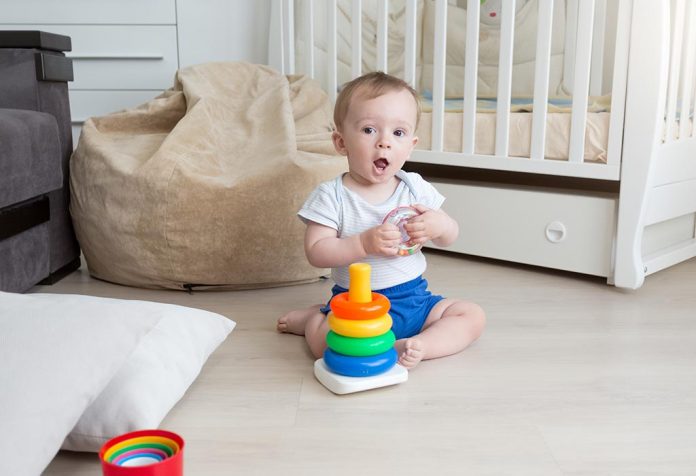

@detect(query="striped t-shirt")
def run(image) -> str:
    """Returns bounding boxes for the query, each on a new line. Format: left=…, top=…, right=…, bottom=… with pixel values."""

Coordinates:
left=298, top=170, right=445, bottom=289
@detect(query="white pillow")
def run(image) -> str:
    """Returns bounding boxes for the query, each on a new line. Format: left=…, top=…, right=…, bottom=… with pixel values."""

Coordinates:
left=0, top=292, right=162, bottom=476
left=62, top=300, right=235, bottom=452
left=0, top=292, right=235, bottom=476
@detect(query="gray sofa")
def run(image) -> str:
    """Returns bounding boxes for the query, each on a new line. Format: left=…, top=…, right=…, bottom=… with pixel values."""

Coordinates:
left=0, top=31, right=80, bottom=292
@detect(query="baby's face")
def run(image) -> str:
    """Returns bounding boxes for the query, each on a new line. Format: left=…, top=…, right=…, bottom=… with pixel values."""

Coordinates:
left=333, top=89, right=419, bottom=187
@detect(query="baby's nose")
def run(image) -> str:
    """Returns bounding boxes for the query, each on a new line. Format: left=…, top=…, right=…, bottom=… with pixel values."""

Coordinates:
left=377, top=137, right=392, bottom=149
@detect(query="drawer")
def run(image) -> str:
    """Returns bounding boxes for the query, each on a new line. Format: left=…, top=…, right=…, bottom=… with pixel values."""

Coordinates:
left=429, top=181, right=618, bottom=277
left=69, top=90, right=165, bottom=124
left=0, top=25, right=178, bottom=90
left=1, top=0, right=175, bottom=24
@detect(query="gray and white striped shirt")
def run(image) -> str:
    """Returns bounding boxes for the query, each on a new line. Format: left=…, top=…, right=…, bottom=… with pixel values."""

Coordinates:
left=299, top=170, right=445, bottom=289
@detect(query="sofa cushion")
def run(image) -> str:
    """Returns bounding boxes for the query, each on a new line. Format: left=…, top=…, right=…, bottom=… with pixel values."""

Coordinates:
left=0, top=108, right=62, bottom=208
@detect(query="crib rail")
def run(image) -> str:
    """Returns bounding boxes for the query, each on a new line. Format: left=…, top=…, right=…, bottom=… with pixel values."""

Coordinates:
left=654, top=0, right=696, bottom=189
left=644, top=0, right=696, bottom=230
left=274, top=0, right=662, bottom=180
left=614, top=0, right=696, bottom=288
left=663, top=0, right=696, bottom=145
left=409, top=0, right=624, bottom=180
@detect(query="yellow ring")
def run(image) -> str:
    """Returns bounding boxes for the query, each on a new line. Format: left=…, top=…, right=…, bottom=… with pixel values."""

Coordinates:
left=103, top=436, right=180, bottom=462
left=328, top=312, right=392, bottom=338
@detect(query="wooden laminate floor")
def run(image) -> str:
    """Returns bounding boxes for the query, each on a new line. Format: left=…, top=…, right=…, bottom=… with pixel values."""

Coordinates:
left=42, top=252, right=696, bottom=475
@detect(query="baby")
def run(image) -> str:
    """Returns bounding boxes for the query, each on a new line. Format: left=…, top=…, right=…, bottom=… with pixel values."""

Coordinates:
left=277, top=72, right=485, bottom=369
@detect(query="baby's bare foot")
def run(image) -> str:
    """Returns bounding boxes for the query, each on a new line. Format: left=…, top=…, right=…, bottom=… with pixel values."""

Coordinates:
left=396, top=337, right=425, bottom=369
left=276, top=305, right=322, bottom=335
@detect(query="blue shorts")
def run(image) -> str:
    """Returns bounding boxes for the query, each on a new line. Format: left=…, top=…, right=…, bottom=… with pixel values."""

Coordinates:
left=320, top=276, right=444, bottom=340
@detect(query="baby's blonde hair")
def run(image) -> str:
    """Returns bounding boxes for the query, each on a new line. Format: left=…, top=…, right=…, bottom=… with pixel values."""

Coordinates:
left=333, top=71, right=421, bottom=132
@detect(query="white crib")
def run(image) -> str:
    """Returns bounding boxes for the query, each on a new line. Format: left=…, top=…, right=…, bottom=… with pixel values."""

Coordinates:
left=272, top=0, right=696, bottom=289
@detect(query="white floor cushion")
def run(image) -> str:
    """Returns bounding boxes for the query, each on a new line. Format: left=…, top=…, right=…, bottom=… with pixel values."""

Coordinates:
left=0, top=292, right=234, bottom=475
left=62, top=299, right=235, bottom=452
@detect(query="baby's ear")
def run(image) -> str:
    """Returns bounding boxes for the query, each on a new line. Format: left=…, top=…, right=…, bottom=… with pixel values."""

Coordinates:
left=332, top=130, right=348, bottom=156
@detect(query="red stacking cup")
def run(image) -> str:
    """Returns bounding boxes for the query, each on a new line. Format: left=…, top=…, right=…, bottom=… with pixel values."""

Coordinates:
left=100, top=429, right=184, bottom=476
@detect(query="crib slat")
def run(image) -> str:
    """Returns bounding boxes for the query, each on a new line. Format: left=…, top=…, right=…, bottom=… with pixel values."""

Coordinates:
left=283, top=0, right=295, bottom=74
left=461, top=0, right=479, bottom=155
left=590, top=0, right=606, bottom=96
left=568, top=0, right=595, bottom=163
left=678, top=0, right=696, bottom=139
left=306, top=0, right=315, bottom=78
left=377, top=0, right=388, bottom=72
left=352, top=0, right=362, bottom=79
left=563, top=0, right=578, bottom=93
left=692, top=53, right=696, bottom=139
left=404, top=0, right=417, bottom=87
left=606, top=0, right=631, bottom=168
left=278, top=0, right=285, bottom=75
left=530, top=0, right=554, bottom=161
left=665, top=0, right=685, bottom=142
left=495, top=0, right=516, bottom=157
left=328, top=0, right=338, bottom=102
left=431, top=0, right=447, bottom=152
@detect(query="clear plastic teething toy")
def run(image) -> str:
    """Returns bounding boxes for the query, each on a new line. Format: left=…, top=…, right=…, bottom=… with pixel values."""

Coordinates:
left=382, top=206, right=421, bottom=256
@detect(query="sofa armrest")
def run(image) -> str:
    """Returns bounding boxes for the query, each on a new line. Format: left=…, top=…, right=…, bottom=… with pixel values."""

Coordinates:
left=0, top=31, right=74, bottom=164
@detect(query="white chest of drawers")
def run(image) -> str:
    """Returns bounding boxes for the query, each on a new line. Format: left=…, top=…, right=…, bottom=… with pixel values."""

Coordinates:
left=1, top=0, right=272, bottom=146
left=1, top=0, right=178, bottom=146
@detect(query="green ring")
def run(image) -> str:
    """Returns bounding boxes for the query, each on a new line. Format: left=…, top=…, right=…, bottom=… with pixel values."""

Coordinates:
left=108, top=442, right=174, bottom=462
left=326, top=330, right=396, bottom=357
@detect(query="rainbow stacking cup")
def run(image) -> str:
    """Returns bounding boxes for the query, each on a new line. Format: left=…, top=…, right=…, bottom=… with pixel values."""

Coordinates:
left=100, top=430, right=184, bottom=476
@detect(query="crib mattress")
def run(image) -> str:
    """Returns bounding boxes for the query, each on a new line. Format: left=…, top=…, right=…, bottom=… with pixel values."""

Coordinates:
left=415, top=94, right=612, bottom=162
left=415, top=111, right=611, bottom=163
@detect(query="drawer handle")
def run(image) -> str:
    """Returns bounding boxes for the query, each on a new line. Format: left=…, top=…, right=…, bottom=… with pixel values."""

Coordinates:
left=545, top=221, right=567, bottom=243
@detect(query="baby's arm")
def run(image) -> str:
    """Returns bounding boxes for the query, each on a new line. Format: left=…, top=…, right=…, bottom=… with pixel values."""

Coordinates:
left=304, top=221, right=402, bottom=268
left=403, top=204, right=459, bottom=248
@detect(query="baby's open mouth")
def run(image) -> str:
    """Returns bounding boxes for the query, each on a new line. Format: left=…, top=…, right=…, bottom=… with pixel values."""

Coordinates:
left=374, top=158, right=389, bottom=170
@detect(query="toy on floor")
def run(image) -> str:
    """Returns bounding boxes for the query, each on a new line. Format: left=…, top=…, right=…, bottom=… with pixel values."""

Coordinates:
left=314, top=262, right=408, bottom=394
left=100, top=429, right=184, bottom=476
left=382, top=206, right=422, bottom=256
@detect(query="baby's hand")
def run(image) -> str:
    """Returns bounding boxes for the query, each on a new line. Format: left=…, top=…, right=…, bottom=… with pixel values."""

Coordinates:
left=402, top=204, right=447, bottom=245
left=360, top=223, right=401, bottom=256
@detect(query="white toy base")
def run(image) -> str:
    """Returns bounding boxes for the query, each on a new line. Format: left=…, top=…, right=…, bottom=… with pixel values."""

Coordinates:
left=313, top=358, right=408, bottom=395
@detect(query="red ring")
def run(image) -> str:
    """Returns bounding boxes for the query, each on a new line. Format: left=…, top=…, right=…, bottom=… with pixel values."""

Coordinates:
left=329, top=292, right=390, bottom=320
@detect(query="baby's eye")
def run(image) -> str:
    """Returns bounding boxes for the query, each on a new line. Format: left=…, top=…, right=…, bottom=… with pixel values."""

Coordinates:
left=394, top=129, right=406, bottom=137
left=362, top=127, right=376, bottom=134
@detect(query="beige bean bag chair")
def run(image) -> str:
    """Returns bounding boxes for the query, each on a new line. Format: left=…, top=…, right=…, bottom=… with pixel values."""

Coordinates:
left=70, top=62, right=346, bottom=290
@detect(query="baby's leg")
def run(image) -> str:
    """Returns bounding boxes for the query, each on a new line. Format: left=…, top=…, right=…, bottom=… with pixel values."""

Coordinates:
left=277, top=305, right=322, bottom=335
left=277, top=305, right=329, bottom=358
left=303, top=311, right=330, bottom=359
left=395, top=299, right=485, bottom=369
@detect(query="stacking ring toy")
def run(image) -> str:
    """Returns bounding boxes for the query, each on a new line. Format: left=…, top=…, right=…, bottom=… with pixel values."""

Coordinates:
left=330, top=292, right=390, bottom=320
left=326, top=330, right=396, bottom=356
left=328, top=312, right=392, bottom=337
left=324, top=347, right=398, bottom=377
left=314, top=263, right=408, bottom=394
left=100, top=429, right=184, bottom=476
left=383, top=206, right=422, bottom=256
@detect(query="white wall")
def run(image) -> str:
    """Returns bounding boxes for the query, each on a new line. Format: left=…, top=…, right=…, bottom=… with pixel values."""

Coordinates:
left=177, top=0, right=272, bottom=67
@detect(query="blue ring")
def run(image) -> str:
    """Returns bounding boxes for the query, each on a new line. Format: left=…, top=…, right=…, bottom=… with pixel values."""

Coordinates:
left=323, top=347, right=398, bottom=377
